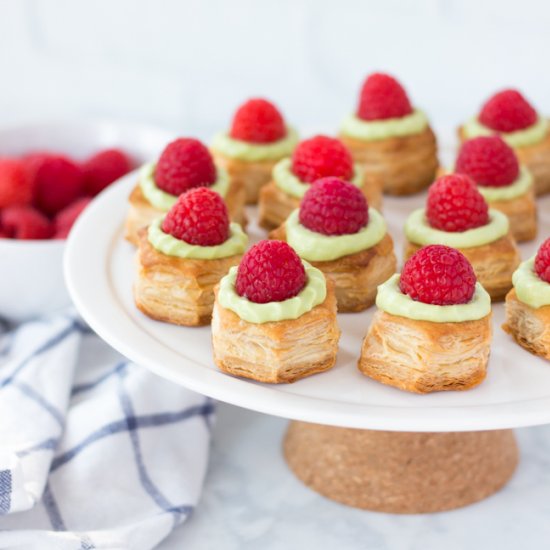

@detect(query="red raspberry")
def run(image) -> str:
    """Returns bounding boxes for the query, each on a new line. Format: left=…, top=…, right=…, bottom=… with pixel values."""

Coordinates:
left=1, top=206, right=52, bottom=240
left=299, top=177, right=368, bottom=236
left=479, top=89, right=537, bottom=133
left=0, top=158, right=34, bottom=208
left=456, top=136, right=519, bottom=187
left=155, top=138, right=217, bottom=197
left=229, top=98, right=286, bottom=144
left=426, top=174, right=489, bottom=232
left=53, top=197, right=92, bottom=239
left=400, top=245, right=477, bottom=305
left=32, top=155, right=84, bottom=216
left=82, top=148, right=132, bottom=196
left=161, top=187, right=229, bottom=246
left=236, top=240, right=306, bottom=304
left=291, top=135, right=354, bottom=184
left=357, top=73, right=413, bottom=121
left=535, top=237, right=550, bottom=283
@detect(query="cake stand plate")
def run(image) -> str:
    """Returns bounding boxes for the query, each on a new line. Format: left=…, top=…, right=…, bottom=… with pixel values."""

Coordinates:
left=65, top=172, right=550, bottom=512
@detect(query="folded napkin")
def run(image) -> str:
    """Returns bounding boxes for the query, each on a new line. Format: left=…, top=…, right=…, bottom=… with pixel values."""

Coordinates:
left=0, top=312, right=214, bottom=550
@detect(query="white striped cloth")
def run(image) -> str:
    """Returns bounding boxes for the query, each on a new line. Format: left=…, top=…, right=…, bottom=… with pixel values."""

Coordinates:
left=0, top=312, right=214, bottom=550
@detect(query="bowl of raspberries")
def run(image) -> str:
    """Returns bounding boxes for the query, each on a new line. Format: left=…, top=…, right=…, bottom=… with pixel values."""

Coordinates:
left=0, top=120, right=174, bottom=321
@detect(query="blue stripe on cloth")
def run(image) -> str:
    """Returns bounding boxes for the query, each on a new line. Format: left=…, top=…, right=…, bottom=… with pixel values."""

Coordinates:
left=0, top=470, right=12, bottom=515
left=116, top=369, right=194, bottom=526
left=51, top=401, right=214, bottom=472
left=0, top=321, right=79, bottom=390
left=13, top=381, right=65, bottom=427
left=17, top=437, right=60, bottom=458
left=42, top=482, right=66, bottom=531
left=71, top=361, right=129, bottom=396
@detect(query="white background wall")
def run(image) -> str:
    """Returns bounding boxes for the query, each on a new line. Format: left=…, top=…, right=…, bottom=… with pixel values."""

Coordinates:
left=0, top=0, right=548, bottom=141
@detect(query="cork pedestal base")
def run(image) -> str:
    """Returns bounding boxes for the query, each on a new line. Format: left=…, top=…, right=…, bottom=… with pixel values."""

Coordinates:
left=284, top=421, right=519, bottom=513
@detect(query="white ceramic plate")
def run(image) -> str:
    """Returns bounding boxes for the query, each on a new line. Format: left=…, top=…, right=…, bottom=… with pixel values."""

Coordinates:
left=65, top=172, right=550, bottom=432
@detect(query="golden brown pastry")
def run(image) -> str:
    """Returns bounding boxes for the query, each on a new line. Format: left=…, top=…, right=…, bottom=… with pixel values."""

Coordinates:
left=270, top=224, right=395, bottom=312
left=134, top=188, right=247, bottom=327
left=487, top=190, right=537, bottom=243
left=358, top=310, right=492, bottom=393
left=503, top=289, right=550, bottom=360
left=458, top=88, right=550, bottom=196
left=211, top=98, right=298, bottom=204
left=211, top=240, right=340, bottom=383
left=338, top=73, right=438, bottom=195
left=212, top=279, right=340, bottom=383
left=358, top=245, right=493, bottom=393
left=340, top=126, right=438, bottom=195
left=502, top=246, right=550, bottom=360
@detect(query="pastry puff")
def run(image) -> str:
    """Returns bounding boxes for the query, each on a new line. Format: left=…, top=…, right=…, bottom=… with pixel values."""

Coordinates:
left=503, top=289, right=550, bottom=360
left=270, top=224, right=396, bottom=312
left=211, top=154, right=278, bottom=205
left=258, top=175, right=383, bottom=232
left=125, top=181, right=246, bottom=246
left=340, top=126, right=438, bottom=195
left=458, top=125, right=550, bottom=196
left=358, top=310, right=492, bottom=393
left=134, top=228, right=243, bottom=326
left=404, top=235, right=520, bottom=302
left=211, top=279, right=340, bottom=383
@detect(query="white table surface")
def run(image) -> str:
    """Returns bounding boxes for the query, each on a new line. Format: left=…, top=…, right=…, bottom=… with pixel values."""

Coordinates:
left=158, top=403, right=550, bottom=550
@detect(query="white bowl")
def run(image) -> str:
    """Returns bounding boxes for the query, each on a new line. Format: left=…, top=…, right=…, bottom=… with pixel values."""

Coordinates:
left=0, top=120, right=176, bottom=322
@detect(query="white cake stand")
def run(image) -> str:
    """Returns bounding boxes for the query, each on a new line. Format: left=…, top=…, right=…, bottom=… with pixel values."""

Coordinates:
left=65, top=172, right=550, bottom=513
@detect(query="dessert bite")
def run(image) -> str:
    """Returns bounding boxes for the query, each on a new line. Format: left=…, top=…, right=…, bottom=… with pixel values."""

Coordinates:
left=134, top=187, right=248, bottom=326
left=503, top=237, right=550, bottom=360
left=212, top=240, right=340, bottom=383
left=211, top=98, right=298, bottom=204
left=459, top=89, right=550, bottom=196
left=258, top=135, right=382, bottom=230
left=455, top=136, right=537, bottom=242
left=269, top=177, right=396, bottom=312
left=339, top=72, right=438, bottom=195
left=358, top=245, right=492, bottom=393
left=125, top=138, right=246, bottom=245
left=404, top=174, right=521, bottom=300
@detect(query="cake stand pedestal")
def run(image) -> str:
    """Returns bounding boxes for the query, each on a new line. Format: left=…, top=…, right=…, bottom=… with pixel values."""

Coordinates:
left=284, top=422, right=518, bottom=512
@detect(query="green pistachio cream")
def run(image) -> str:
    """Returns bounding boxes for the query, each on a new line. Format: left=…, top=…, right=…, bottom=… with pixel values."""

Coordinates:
left=405, top=208, right=509, bottom=249
left=139, top=162, right=229, bottom=211
left=148, top=218, right=248, bottom=260
left=286, top=208, right=386, bottom=262
left=217, top=261, right=326, bottom=324
left=477, top=166, right=533, bottom=202
left=376, top=274, right=491, bottom=322
left=211, top=127, right=299, bottom=162
left=462, top=116, right=549, bottom=148
left=273, top=158, right=363, bottom=199
left=340, top=109, right=428, bottom=141
left=512, top=257, right=550, bottom=309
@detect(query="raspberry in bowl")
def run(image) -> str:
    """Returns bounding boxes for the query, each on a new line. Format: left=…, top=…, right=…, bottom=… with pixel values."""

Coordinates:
left=403, top=173, right=521, bottom=301
left=0, top=120, right=173, bottom=321
left=257, top=134, right=383, bottom=231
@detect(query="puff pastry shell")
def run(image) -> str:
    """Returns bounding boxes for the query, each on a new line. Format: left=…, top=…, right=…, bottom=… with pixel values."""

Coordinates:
left=503, top=289, right=550, bottom=360
left=270, top=225, right=396, bottom=312
left=404, top=233, right=521, bottom=301
left=211, top=280, right=340, bottom=383
left=358, top=310, right=492, bottom=393
left=134, top=229, right=242, bottom=326
left=340, top=126, right=438, bottom=196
